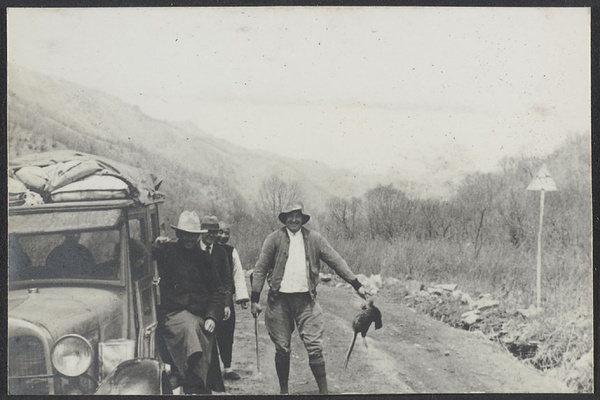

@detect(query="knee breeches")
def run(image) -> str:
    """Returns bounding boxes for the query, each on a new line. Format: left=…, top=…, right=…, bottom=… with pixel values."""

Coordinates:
left=264, top=292, right=324, bottom=361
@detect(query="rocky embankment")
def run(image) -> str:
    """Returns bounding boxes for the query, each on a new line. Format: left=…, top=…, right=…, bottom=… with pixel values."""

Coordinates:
left=319, top=272, right=593, bottom=393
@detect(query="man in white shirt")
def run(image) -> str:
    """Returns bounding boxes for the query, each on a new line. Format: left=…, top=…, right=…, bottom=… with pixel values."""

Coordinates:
left=250, top=202, right=370, bottom=394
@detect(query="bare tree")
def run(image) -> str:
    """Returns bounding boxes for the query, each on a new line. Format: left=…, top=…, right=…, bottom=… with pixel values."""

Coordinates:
left=455, top=172, right=501, bottom=258
left=226, top=195, right=254, bottom=229
left=326, top=196, right=363, bottom=239
left=365, top=185, right=414, bottom=242
left=255, top=175, right=304, bottom=230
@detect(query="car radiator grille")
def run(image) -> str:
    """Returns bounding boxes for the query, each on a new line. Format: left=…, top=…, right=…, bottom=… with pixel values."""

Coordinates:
left=9, top=336, right=50, bottom=395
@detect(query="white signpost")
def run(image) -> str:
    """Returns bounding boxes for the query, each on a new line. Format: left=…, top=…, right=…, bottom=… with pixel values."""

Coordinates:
left=526, top=164, right=558, bottom=310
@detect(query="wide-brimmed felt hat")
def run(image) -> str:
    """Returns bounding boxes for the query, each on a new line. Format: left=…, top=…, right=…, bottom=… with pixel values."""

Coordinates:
left=171, top=210, right=207, bottom=234
left=201, top=215, right=220, bottom=231
left=278, top=201, right=311, bottom=225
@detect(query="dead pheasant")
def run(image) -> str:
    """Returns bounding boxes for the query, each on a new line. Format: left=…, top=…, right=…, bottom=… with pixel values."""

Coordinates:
left=343, top=298, right=382, bottom=369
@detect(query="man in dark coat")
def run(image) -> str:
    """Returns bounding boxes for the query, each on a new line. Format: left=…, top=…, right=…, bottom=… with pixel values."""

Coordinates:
left=199, top=215, right=234, bottom=320
left=152, top=211, right=226, bottom=394
left=215, top=221, right=250, bottom=381
left=198, top=216, right=240, bottom=380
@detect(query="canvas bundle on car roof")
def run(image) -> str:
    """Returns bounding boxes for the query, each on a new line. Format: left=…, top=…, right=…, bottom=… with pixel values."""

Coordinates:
left=9, top=150, right=164, bottom=206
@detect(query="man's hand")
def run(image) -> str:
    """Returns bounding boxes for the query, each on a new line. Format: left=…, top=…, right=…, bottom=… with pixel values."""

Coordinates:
left=154, top=236, right=170, bottom=245
left=251, top=302, right=262, bottom=317
left=204, top=318, right=216, bottom=333
left=224, top=306, right=231, bottom=321
left=356, top=286, right=372, bottom=300
left=239, top=300, right=249, bottom=310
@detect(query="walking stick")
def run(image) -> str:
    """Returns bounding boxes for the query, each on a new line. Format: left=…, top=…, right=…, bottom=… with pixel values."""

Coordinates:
left=254, top=313, right=260, bottom=373
left=250, top=271, right=260, bottom=373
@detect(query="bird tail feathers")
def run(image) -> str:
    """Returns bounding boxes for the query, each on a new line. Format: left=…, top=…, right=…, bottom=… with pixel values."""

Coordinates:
left=343, top=332, right=358, bottom=370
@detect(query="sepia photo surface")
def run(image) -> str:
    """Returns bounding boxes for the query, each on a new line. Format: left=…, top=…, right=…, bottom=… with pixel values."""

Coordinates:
left=7, top=6, right=592, bottom=395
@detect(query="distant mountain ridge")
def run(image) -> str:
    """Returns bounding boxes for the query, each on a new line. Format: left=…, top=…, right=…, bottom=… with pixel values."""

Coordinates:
left=8, top=64, right=393, bottom=209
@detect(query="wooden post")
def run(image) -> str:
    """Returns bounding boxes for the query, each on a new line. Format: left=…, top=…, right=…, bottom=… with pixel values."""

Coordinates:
left=526, top=164, right=557, bottom=312
left=536, top=189, right=545, bottom=310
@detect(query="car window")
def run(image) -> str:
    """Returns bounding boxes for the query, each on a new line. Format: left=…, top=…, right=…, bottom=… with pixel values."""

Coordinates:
left=9, top=209, right=122, bottom=234
left=9, top=230, right=122, bottom=283
left=128, top=218, right=145, bottom=243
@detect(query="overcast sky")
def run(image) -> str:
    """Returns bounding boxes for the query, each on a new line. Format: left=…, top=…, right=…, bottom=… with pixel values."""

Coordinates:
left=7, top=7, right=590, bottom=176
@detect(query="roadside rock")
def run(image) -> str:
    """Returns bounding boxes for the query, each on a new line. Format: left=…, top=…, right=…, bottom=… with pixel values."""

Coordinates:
left=450, top=290, right=463, bottom=301
left=384, top=277, right=402, bottom=288
left=404, top=279, right=424, bottom=295
left=371, top=274, right=383, bottom=288
left=461, top=310, right=482, bottom=326
left=435, top=283, right=458, bottom=292
left=428, top=287, right=444, bottom=295
left=475, top=297, right=500, bottom=311
left=516, top=304, right=542, bottom=318
left=426, top=283, right=459, bottom=297
left=356, top=274, right=380, bottom=295
left=320, top=273, right=332, bottom=283
left=460, top=292, right=475, bottom=308
left=406, top=290, right=430, bottom=300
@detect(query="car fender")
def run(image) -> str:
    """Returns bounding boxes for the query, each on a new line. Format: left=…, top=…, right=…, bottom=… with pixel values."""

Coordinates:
left=94, top=358, right=166, bottom=395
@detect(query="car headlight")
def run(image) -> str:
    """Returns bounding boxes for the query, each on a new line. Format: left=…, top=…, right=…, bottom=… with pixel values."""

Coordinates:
left=51, top=334, right=93, bottom=377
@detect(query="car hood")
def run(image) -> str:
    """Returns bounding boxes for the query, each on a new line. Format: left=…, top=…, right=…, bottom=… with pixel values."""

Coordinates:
left=9, top=286, right=125, bottom=340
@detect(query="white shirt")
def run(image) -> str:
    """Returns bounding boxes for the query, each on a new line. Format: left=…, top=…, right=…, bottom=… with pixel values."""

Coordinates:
left=199, top=241, right=212, bottom=254
left=231, top=247, right=249, bottom=301
left=279, top=228, right=309, bottom=293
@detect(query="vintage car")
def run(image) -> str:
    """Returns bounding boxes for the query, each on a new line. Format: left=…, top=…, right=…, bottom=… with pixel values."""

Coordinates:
left=8, top=151, right=173, bottom=395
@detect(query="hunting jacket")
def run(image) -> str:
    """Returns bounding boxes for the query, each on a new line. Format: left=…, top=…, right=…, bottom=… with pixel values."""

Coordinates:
left=152, top=240, right=225, bottom=322
left=211, top=243, right=234, bottom=308
left=251, top=226, right=357, bottom=302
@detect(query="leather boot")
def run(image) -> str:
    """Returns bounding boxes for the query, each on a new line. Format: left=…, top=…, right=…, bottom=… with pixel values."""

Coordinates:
left=275, top=353, right=290, bottom=394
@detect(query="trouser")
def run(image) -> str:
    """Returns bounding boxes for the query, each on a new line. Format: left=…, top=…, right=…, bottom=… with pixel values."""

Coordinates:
left=216, top=306, right=236, bottom=368
left=265, top=292, right=328, bottom=394
left=265, top=292, right=325, bottom=358
left=161, top=310, right=224, bottom=392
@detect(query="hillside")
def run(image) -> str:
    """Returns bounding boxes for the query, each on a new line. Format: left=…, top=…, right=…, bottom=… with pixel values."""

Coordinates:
left=7, top=63, right=590, bottom=236
left=7, top=64, right=382, bottom=211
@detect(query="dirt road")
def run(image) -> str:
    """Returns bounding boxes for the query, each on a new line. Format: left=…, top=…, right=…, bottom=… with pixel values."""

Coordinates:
left=221, top=282, right=571, bottom=395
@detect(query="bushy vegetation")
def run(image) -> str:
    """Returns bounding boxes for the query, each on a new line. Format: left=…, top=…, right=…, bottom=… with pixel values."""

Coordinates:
left=309, top=134, right=591, bottom=391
